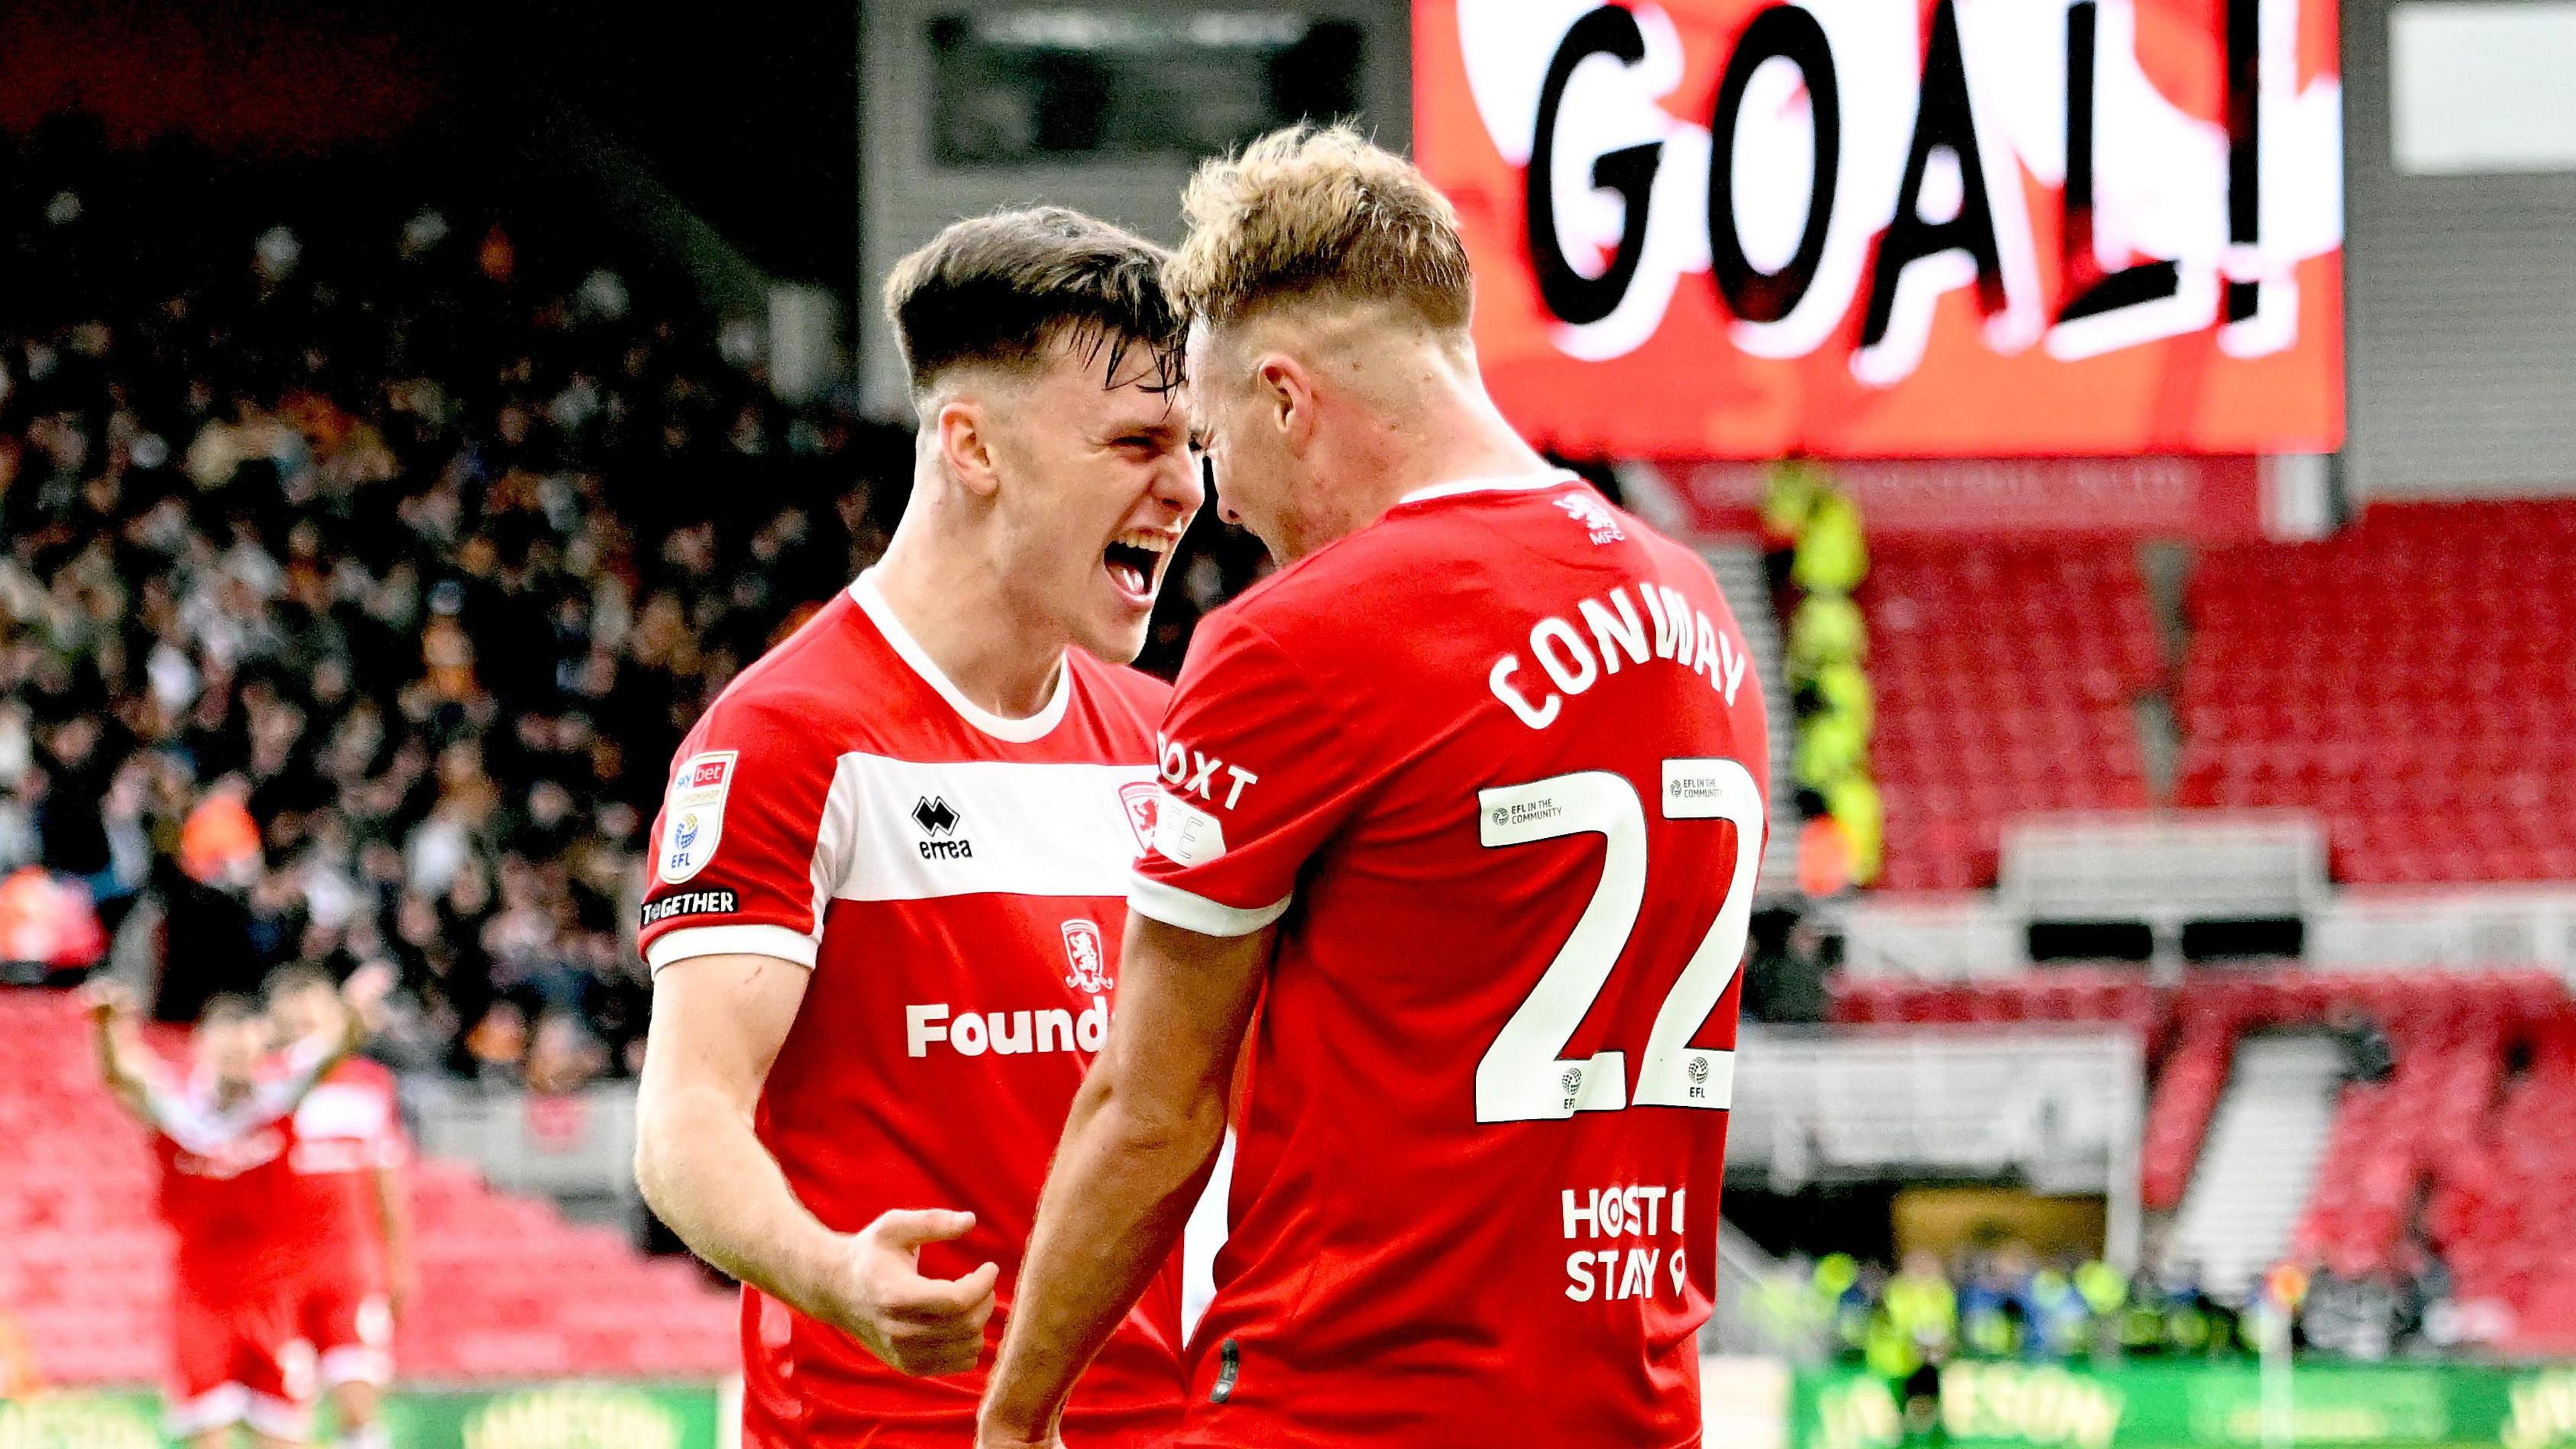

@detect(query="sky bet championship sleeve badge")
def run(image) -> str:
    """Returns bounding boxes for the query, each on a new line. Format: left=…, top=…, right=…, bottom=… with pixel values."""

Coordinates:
left=657, top=750, right=738, bottom=885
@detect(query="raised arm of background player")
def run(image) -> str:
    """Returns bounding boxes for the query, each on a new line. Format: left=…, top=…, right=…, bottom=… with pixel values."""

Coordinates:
left=87, top=967, right=391, bottom=1130
left=977, top=916, right=1271, bottom=1448
left=635, top=952, right=1000, bottom=1377
left=87, top=978, right=164, bottom=1122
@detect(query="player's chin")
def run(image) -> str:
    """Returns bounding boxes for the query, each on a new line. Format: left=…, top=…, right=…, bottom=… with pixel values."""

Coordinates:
left=1075, top=612, right=1152, bottom=665
left=1075, top=578, right=1157, bottom=663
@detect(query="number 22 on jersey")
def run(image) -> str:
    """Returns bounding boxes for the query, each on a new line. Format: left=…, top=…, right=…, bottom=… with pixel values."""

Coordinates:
left=1474, top=759, right=1764, bottom=1124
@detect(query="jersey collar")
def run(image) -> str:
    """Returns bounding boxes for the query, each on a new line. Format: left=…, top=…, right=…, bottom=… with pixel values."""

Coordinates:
left=848, top=570, right=1071, bottom=743
left=1394, top=470, right=1582, bottom=508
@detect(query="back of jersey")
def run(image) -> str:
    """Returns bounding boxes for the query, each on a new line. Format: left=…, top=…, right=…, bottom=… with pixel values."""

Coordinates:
left=1130, top=474, right=1769, bottom=1448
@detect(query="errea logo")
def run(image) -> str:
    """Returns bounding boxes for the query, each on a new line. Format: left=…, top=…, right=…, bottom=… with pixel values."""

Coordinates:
left=912, top=796, right=972, bottom=859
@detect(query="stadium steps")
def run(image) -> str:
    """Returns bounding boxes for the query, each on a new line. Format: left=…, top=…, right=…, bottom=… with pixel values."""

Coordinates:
left=2168, top=1032, right=2345, bottom=1297
left=1697, top=538, right=1801, bottom=898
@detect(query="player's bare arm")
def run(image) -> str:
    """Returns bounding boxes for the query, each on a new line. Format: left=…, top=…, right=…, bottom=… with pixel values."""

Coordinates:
left=636, top=951, right=1001, bottom=1377
left=372, top=1159, right=416, bottom=1322
left=280, top=965, right=395, bottom=1103
left=977, top=916, right=1272, bottom=1447
left=83, top=979, right=160, bottom=1122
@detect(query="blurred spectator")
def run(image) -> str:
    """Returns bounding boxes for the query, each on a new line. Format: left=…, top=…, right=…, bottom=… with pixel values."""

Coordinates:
left=1745, top=1238, right=2463, bottom=1369
left=463, top=1000, right=531, bottom=1089
left=0, top=863, right=103, bottom=975
left=525, top=1008, right=607, bottom=1096
left=0, top=136, right=932, bottom=1075
left=2333, top=1006, right=2398, bottom=1085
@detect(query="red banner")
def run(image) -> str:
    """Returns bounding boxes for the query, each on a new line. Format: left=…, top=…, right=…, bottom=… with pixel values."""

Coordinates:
left=1415, top=0, right=2345, bottom=460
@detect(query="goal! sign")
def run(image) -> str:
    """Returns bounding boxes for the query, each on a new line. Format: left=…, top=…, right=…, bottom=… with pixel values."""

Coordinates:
left=1414, top=0, right=2344, bottom=458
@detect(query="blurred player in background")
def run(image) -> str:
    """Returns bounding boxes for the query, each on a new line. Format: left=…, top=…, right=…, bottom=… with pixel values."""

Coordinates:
left=631, top=208, right=1203, bottom=1447
left=981, top=126, right=1770, bottom=1448
left=88, top=967, right=390, bottom=1449
left=266, top=965, right=413, bottom=1449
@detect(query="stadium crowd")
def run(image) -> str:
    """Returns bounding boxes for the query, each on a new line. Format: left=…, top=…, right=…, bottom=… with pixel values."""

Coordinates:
left=0, top=135, right=1258, bottom=1083
left=1748, top=1242, right=2474, bottom=1374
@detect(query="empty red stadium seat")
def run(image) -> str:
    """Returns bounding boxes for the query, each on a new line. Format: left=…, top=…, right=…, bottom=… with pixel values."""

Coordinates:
left=1864, top=540, right=2161, bottom=891
left=2181, top=502, right=2576, bottom=883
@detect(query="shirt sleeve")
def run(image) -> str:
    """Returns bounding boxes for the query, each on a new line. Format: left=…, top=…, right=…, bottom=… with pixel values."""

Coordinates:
left=638, top=693, right=847, bottom=971
left=1128, top=609, right=1371, bottom=937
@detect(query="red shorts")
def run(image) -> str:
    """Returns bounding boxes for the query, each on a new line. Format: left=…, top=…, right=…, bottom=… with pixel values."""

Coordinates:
left=168, top=1282, right=317, bottom=1440
left=294, top=1270, right=395, bottom=1387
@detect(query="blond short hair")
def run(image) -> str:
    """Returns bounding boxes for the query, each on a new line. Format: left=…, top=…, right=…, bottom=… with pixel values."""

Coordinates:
left=1166, top=124, right=1473, bottom=333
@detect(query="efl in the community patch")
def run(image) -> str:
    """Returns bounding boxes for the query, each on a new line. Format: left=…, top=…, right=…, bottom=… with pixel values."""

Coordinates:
left=657, top=750, right=738, bottom=885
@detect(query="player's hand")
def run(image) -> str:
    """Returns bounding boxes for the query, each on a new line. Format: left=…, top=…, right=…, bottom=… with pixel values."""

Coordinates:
left=340, top=962, right=396, bottom=1030
left=820, top=1208, right=1000, bottom=1377
left=80, top=977, right=136, bottom=1022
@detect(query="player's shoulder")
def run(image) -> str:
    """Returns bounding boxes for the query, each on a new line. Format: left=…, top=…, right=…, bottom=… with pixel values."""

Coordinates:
left=1199, top=513, right=1428, bottom=650
left=1205, top=474, right=1619, bottom=645
left=690, top=590, right=883, bottom=747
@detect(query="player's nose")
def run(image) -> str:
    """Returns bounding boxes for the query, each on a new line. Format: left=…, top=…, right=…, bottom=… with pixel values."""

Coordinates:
left=1151, top=442, right=1205, bottom=520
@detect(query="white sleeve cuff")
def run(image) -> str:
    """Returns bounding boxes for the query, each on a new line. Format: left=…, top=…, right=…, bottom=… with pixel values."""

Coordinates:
left=1127, top=874, right=1292, bottom=938
left=645, top=923, right=820, bottom=972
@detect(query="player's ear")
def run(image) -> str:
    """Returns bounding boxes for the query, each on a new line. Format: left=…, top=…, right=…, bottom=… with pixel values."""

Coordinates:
left=1254, top=354, right=1315, bottom=454
left=935, top=395, right=1004, bottom=499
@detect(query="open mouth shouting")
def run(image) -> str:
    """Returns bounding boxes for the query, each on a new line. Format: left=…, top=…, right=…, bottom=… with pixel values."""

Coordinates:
left=1104, top=527, right=1177, bottom=609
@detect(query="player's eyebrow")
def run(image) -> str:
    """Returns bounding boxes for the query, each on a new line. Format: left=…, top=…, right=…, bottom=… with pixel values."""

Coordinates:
left=1106, top=406, right=1191, bottom=445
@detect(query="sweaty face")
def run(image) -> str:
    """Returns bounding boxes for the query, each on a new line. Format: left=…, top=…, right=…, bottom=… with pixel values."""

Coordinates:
left=1185, top=320, right=1302, bottom=563
left=981, top=337, right=1203, bottom=663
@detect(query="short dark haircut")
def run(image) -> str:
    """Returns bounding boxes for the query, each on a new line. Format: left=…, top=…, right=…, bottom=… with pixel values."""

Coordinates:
left=883, top=207, right=1183, bottom=398
left=263, top=962, right=337, bottom=999
left=199, top=993, right=262, bottom=1027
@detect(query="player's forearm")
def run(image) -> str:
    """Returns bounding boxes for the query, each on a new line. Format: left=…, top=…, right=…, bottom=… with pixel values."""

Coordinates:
left=983, top=1074, right=1228, bottom=1436
left=634, top=1083, right=848, bottom=1317
left=372, top=1166, right=415, bottom=1285
left=92, top=1020, right=152, bottom=1120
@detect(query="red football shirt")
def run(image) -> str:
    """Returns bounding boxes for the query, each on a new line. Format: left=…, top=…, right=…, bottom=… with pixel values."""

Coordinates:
left=147, top=1044, right=336, bottom=1299
left=1130, top=474, right=1770, bottom=1448
left=282, top=1057, right=406, bottom=1290
left=638, top=572, right=1189, bottom=1448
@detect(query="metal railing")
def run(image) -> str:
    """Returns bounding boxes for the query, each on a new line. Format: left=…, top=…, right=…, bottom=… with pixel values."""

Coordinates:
left=407, top=1079, right=643, bottom=1230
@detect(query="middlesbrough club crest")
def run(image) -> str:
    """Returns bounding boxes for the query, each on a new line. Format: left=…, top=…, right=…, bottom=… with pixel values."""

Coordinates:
left=1061, top=918, right=1113, bottom=994
left=1118, top=781, right=1159, bottom=857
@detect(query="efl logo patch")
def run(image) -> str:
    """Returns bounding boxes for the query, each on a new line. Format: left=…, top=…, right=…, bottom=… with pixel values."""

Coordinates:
left=1118, top=781, right=1160, bottom=857
left=1061, top=918, right=1113, bottom=994
left=657, top=750, right=738, bottom=885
